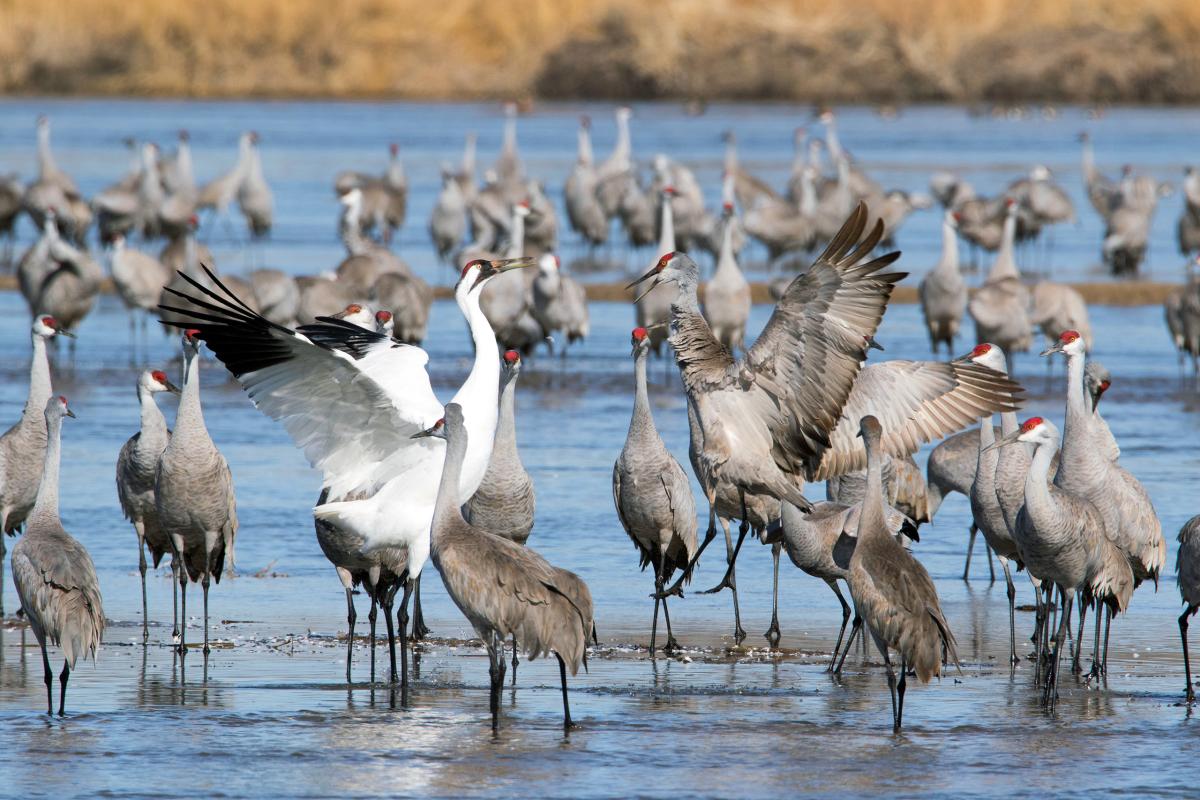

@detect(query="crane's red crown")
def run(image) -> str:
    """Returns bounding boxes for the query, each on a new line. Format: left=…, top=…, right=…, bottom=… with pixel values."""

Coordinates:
left=40, top=315, right=57, bottom=328
left=632, top=327, right=648, bottom=342
left=1099, top=379, right=1111, bottom=392
left=1021, top=417, right=1044, bottom=432
left=461, top=259, right=485, bottom=277
left=345, top=304, right=362, bottom=314
left=971, top=343, right=992, bottom=357
left=185, top=328, right=201, bottom=341
left=1059, top=330, right=1080, bottom=343
left=656, top=252, right=675, bottom=271
left=722, top=202, right=734, bottom=212
left=151, top=370, right=168, bottom=384
left=375, top=310, right=392, bottom=323
left=504, top=350, right=520, bottom=363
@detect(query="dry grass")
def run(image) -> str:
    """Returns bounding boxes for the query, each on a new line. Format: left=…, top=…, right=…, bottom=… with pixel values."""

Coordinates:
left=1, top=0, right=1198, bottom=101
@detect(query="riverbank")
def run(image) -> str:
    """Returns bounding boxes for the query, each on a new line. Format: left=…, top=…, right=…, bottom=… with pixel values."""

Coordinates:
left=4, top=0, right=1199, bottom=104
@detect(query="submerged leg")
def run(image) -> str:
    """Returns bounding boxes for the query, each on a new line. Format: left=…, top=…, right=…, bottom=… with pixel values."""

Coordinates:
left=201, top=569, right=212, bottom=657
left=344, top=586, right=357, bottom=684
left=828, top=580, right=853, bottom=672
left=1102, top=609, right=1113, bottom=676
left=368, top=590, right=379, bottom=684
left=661, top=594, right=678, bottom=652
left=1088, top=599, right=1103, bottom=680
left=510, top=634, right=519, bottom=686
left=879, top=640, right=900, bottom=732
left=962, top=524, right=978, bottom=581
left=171, top=557, right=181, bottom=645
left=1181, top=606, right=1196, bottom=703
left=1000, top=557, right=1019, bottom=667
left=896, top=656, right=908, bottom=731
left=40, top=639, right=53, bottom=715
left=1046, top=592, right=1072, bottom=708
left=411, top=575, right=431, bottom=640
left=1073, top=600, right=1087, bottom=676
left=397, top=579, right=413, bottom=690
left=656, top=484, right=719, bottom=599
left=58, top=662, right=70, bottom=716
left=556, top=652, right=574, bottom=729
left=699, top=516, right=748, bottom=644
left=985, top=542, right=996, bottom=584
left=178, top=570, right=189, bottom=657
left=488, top=638, right=502, bottom=730
left=650, top=563, right=662, bottom=654
left=136, top=525, right=149, bottom=645
left=765, top=541, right=782, bottom=648
left=382, top=583, right=398, bottom=684
left=835, top=616, right=862, bottom=676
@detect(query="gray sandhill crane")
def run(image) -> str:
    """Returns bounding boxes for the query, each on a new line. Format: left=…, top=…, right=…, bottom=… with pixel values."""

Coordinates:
left=24, top=116, right=91, bottom=244
left=1179, top=167, right=1200, bottom=257
left=649, top=155, right=713, bottom=254
left=197, top=132, right=252, bottom=236
left=453, top=132, right=478, bottom=201
left=0, top=316, right=70, bottom=614
left=926, top=426, right=1004, bottom=580
left=133, top=142, right=165, bottom=239
left=116, top=369, right=180, bottom=642
left=522, top=180, right=560, bottom=256
left=968, top=199, right=1031, bottom=373
left=918, top=210, right=967, bottom=355
left=493, top=102, right=524, bottom=198
left=465, top=349, right=537, bottom=678
left=1102, top=166, right=1170, bottom=276
left=1, top=172, right=23, bottom=264
left=159, top=223, right=215, bottom=276
left=372, top=272, right=432, bottom=345
left=10, top=396, right=104, bottom=715
left=18, top=212, right=64, bottom=313
left=630, top=206, right=1022, bottom=602
left=818, top=110, right=881, bottom=201
left=959, top=343, right=1026, bottom=666
left=847, top=415, right=958, bottom=732
left=249, top=269, right=300, bottom=328
left=702, top=203, right=750, bottom=353
left=92, top=141, right=141, bottom=244
left=742, top=170, right=817, bottom=265
left=1030, top=281, right=1093, bottom=352
left=158, top=217, right=222, bottom=330
left=531, top=252, right=589, bottom=357
left=237, top=132, right=273, bottom=240
left=30, top=227, right=104, bottom=341
left=157, top=131, right=198, bottom=240
left=480, top=203, right=541, bottom=352
left=1085, top=362, right=1118, bottom=463
left=929, top=171, right=976, bottom=211
left=1078, top=132, right=1120, bottom=221
left=421, top=404, right=593, bottom=729
left=811, top=156, right=856, bottom=243
left=827, top=453, right=929, bottom=525
left=160, top=258, right=531, bottom=688
left=465, top=350, right=535, bottom=545
left=596, top=106, right=635, bottom=220
left=613, top=328, right=698, bottom=653
left=1164, top=257, right=1200, bottom=372
left=633, top=187, right=678, bottom=357
left=774, top=497, right=916, bottom=668
left=1043, top=330, right=1165, bottom=670
left=784, top=127, right=808, bottom=204
left=110, top=234, right=171, bottom=349
left=721, top=130, right=779, bottom=211
left=336, top=187, right=415, bottom=290
left=564, top=116, right=608, bottom=248
left=430, top=169, right=468, bottom=265
left=295, top=275, right=358, bottom=326
left=1177, top=516, right=1200, bottom=703
left=154, top=330, right=238, bottom=665
left=988, top=416, right=1132, bottom=703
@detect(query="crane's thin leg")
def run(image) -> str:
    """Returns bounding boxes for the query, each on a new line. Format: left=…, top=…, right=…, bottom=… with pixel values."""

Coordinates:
left=878, top=640, right=900, bottom=732
left=57, top=662, right=70, bottom=716
left=1181, top=606, right=1196, bottom=704
left=1102, top=609, right=1113, bottom=677
left=962, top=524, right=978, bottom=581
left=661, top=593, right=678, bottom=652
left=827, top=579, right=853, bottom=672
left=0, top=532, right=6, bottom=616
left=488, top=637, right=502, bottom=731
left=835, top=616, right=862, bottom=676
left=985, top=542, right=996, bottom=584
left=171, top=557, right=180, bottom=646
left=397, top=579, right=413, bottom=691
left=1088, top=599, right=1103, bottom=680
left=40, top=638, right=53, bottom=715
left=411, top=575, right=430, bottom=640
left=556, top=652, right=574, bottom=730
left=1046, top=592, right=1072, bottom=709
left=896, top=656, right=907, bottom=731
left=178, top=568, right=188, bottom=658
left=510, top=634, right=519, bottom=686
left=136, top=525, right=149, bottom=645
left=655, top=485, right=719, bottom=599
left=700, top=517, right=748, bottom=644
left=1073, top=600, right=1087, bottom=675
left=382, top=582, right=398, bottom=684
left=368, top=591, right=378, bottom=684
left=344, top=587, right=357, bottom=685
left=650, top=564, right=662, bottom=655
left=201, top=569, right=211, bottom=657
left=764, top=541, right=782, bottom=648
left=1000, top=558, right=1019, bottom=667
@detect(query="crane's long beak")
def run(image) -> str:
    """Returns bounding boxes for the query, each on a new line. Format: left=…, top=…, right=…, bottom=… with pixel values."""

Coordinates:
left=951, top=351, right=974, bottom=363
left=866, top=336, right=884, bottom=352
left=626, top=267, right=661, bottom=303
left=1040, top=341, right=1064, bottom=357
left=983, top=429, right=1022, bottom=452
left=164, top=379, right=182, bottom=395
left=471, top=257, right=534, bottom=291
left=411, top=422, right=446, bottom=440
left=65, top=407, right=76, bottom=419
left=57, top=329, right=76, bottom=339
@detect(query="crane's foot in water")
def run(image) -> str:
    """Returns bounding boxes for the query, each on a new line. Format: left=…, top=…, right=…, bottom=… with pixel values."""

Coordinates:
left=764, top=622, right=781, bottom=649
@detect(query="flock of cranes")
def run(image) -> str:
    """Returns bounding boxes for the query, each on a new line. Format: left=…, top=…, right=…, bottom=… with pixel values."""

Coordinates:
left=1, top=107, right=1199, bottom=733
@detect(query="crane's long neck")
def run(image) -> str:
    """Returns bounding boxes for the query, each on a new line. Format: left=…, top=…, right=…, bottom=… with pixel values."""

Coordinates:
left=341, top=200, right=370, bottom=256
left=386, top=151, right=405, bottom=189
left=724, top=137, right=737, bottom=175
left=1024, top=437, right=1055, bottom=516
left=462, top=134, right=477, bottom=177
left=494, top=373, right=519, bottom=454
left=502, top=111, right=517, bottom=160
left=177, top=142, right=194, bottom=189
left=808, top=140, right=823, bottom=174
left=183, top=232, right=201, bottom=277
left=506, top=212, right=526, bottom=259
left=720, top=172, right=735, bottom=207
left=139, top=384, right=168, bottom=441
left=453, top=288, right=502, bottom=409
left=1081, top=138, right=1095, bottom=181
left=614, top=114, right=630, bottom=166
left=1062, top=350, right=1087, bottom=440
left=991, top=212, right=1019, bottom=281
left=791, top=130, right=807, bottom=174
left=859, top=438, right=889, bottom=538
left=630, top=349, right=654, bottom=433
left=715, top=215, right=737, bottom=277
left=432, top=426, right=469, bottom=534
left=935, top=218, right=959, bottom=277
left=976, top=415, right=998, bottom=481
left=37, top=124, right=56, bottom=179
left=174, top=351, right=209, bottom=439
left=24, top=335, right=52, bottom=419
left=799, top=170, right=817, bottom=215
left=577, top=125, right=593, bottom=166
left=245, top=146, right=264, bottom=183
left=825, top=118, right=843, bottom=163
left=30, top=412, right=62, bottom=527
left=658, top=196, right=675, bottom=253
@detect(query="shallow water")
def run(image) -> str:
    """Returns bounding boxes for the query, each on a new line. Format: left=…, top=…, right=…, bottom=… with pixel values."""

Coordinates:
left=1, top=100, right=1199, bottom=283
left=0, top=101, right=1199, bottom=798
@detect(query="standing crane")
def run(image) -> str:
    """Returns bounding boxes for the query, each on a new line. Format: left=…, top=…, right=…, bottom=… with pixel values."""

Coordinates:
left=918, top=210, right=967, bottom=356
left=11, top=396, right=104, bottom=715
left=613, top=327, right=698, bottom=653
left=116, top=369, right=180, bottom=643
left=420, top=403, right=594, bottom=730
left=968, top=199, right=1031, bottom=374
left=1177, top=516, right=1200, bottom=703
left=702, top=203, right=751, bottom=354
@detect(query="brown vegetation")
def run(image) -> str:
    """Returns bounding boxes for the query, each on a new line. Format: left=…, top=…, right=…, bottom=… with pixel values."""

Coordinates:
left=2, top=0, right=1199, bottom=102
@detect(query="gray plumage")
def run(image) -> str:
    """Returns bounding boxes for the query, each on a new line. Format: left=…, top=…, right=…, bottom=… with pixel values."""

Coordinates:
left=1179, top=167, right=1200, bottom=257
left=564, top=116, right=608, bottom=247
left=1079, top=132, right=1120, bottom=222
left=116, top=369, right=180, bottom=642
left=430, top=169, right=468, bottom=263
left=154, top=331, right=238, bottom=659
left=702, top=205, right=751, bottom=353
left=968, top=202, right=1031, bottom=372
left=531, top=253, right=589, bottom=353
left=11, top=396, right=104, bottom=715
left=372, top=272, right=432, bottom=346
left=1085, top=361, right=1119, bottom=463
left=1176, top=515, right=1200, bottom=702
left=197, top=132, right=251, bottom=214
left=250, top=268, right=301, bottom=328
left=918, top=211, right=967, bottom=356
left=426, top=403, right=593, bottom=729
left=846, top=415, right=958, bottom=731
left=633, top=189, right=678, bottom=356
left=1031, top=281, right=1093, bottom=350
left=465, top=351, right=535, bottom=544
left=613, top=329, right=697, bottom=651
left=110, top=235, right=170, bottom=318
